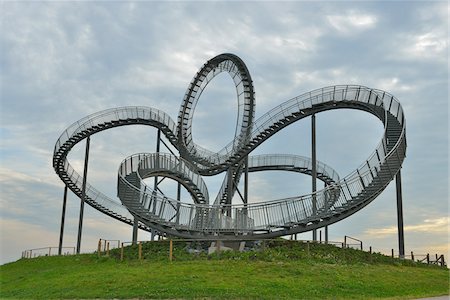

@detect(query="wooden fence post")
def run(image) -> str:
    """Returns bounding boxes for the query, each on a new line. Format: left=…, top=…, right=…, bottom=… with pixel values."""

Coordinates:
left=106, top=242, right=110, bottom=256
left=426, top=253, right=430, bottom=264
left=169, top=239, right=173, bottom=262
left=97, top=239, right=101, bottom=257
left=411, top=251, right=414, bottom=261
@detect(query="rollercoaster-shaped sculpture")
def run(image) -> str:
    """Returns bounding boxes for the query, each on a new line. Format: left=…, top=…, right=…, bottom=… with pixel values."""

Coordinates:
left=53, top=53, right=406, bottom=240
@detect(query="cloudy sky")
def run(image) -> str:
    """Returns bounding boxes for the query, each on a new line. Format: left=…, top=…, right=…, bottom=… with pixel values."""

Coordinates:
left=1, top=1, right=448, bottom=264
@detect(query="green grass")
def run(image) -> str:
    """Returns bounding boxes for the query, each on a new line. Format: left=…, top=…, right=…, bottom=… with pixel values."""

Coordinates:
left=1, top=240, right=449, bottom=299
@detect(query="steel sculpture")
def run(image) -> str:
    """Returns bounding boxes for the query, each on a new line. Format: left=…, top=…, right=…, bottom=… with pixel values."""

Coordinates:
left=53, top=53, right=406, bottom=252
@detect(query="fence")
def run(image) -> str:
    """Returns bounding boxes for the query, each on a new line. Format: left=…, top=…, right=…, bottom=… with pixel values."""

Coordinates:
left=95, top=237, right=446, bottom=268
left=21, top=246, right=75, bottom=259
left=21, top=237, right=446, bottom=268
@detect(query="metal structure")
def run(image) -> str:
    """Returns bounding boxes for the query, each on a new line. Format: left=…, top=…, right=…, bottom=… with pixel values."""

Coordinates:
left=54, top=54, right=406, bottom=251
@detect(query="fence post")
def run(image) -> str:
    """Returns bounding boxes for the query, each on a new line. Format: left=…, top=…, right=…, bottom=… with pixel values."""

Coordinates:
left=138, top=242, right=142, bottom=260
left=97, top=239, right=101, bottom=258
left=169, top=239, right=173, bottom=262
left=120, top=243, right=124, bottom=261
left=426, top=253, right=429, bottom=264
left=344, top=236, right=347, bottom=248
left=369, top=246, right=372, bottom=263
left=411, top=251, right=414, bottom=261
left=106, top=242, right=110, bottom=256
left=440, top=255, right=445, bottom=267
left=391, top=249, right=394, bottom=258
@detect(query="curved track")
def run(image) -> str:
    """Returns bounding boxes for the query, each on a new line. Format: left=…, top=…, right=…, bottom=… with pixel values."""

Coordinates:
left=53, top=53, right=406, bottom=239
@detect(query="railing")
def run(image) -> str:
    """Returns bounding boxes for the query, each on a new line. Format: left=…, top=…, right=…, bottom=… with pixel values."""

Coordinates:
left=344, top=235, right=363, bottom=250
left=118, top=153, right=210, bottom=204
left=22, top=247, right=75, bottom=258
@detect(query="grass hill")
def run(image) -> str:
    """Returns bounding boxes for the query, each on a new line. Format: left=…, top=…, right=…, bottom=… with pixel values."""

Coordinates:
left=1, top=240, right=449, bottom=299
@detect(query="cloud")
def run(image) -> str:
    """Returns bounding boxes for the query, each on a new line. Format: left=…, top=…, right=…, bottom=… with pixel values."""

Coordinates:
left=327, top=10, right=377, bottom=34
left=364, top=217, right=449, bottom=238
left=0, top=218, right=60, bottom=263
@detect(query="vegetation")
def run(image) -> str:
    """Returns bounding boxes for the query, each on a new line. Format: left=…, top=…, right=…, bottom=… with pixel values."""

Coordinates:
left=1, top=240, right=448, bottom=299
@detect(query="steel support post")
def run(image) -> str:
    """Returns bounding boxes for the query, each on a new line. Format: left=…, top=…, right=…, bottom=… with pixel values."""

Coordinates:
left=226, top=168, right=234, bottom=217
left=176, top=182, right=181, bottom=225
left=244, top=156, right=249, bottom=205
left=396, top=170, right=405, bottom=258
left=311, top=114, right=317, bottom=241
left=151, top=129, right=161, bottom=241
left=76, top=136, right=90, bottom=254
left=132, top=216, right=138, bottom=245
left=58, top=185, right=68, bottom=255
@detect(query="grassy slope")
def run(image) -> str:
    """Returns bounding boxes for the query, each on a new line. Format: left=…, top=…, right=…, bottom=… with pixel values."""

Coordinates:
left=1, top=241, right=449, bottom=299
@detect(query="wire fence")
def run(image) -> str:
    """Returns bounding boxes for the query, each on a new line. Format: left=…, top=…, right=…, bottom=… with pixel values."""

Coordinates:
left=21, top=237, right=446, bottom=268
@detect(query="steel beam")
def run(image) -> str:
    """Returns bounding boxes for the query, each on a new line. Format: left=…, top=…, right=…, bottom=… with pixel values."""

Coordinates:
left=151, top=129, right=162, bottom=241
left=244, top=156, right=249, bottom=205
left=132, top=216, right=138, bottom=245
left=324, top=182, right=328, bottom=244
left=226, top=168, right=233, bottom=216
left=58, top=185, right=68, bottom=255
left=311, top=114, right=317, bottom=241
left=176, top=182, right=181, bottom=225
left=76, top=136, right=90, bottom=254
left=396, top=170, right=405, bottom=258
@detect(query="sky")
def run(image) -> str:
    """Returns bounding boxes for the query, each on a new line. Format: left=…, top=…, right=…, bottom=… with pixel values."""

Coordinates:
left=0, top=1, right=448, bottom=265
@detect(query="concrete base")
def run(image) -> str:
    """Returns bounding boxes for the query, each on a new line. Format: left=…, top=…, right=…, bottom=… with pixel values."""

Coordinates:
left=208, top=241, right=246, bottom=254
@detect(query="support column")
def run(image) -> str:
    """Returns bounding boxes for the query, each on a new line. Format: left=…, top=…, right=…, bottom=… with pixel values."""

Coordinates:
left=151, top=129, right=161, bottom=241
left=58, top=185, right=68, bottom=255
left=76, top=136, right=90, bottom=254
left=244, top=156, right=249, bottom=206
left=324, top=182, right=328, bottom=244
left=311, top=114, right=317, bottom=241
left=396, top=170, right=405, bottom=258
left=132, top=216, right=138, bottom=245
left=176, top=182, right=181, bottom=225
left=226, top=168, right=234, bottom=217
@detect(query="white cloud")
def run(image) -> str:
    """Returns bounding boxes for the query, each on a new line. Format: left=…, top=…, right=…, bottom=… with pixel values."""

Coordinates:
left=364, top=217, right=449, bottom=238
left=327, top=10, right=377, bottom=34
